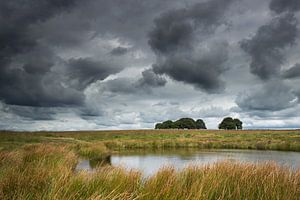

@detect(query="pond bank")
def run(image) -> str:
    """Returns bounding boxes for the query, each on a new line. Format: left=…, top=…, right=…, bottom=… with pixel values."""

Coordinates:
left=1, top=144, right=300, bottom=200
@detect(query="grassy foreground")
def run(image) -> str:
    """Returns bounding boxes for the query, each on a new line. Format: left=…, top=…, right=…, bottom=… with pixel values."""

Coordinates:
left=0, top=129, right=300, bottom=199
left=0, top=144, right=299, bottom=200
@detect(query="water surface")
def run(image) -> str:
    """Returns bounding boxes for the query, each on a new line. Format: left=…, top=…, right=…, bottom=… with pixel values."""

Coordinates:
left=76, top=149, right=300, bottom=177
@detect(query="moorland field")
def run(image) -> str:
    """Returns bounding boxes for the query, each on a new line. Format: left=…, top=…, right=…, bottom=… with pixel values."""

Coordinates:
left=0, top=129, right=300, bottom=199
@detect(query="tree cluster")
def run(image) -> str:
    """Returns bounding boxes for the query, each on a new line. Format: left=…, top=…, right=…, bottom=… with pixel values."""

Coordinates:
left=155, top=118, right=207, bottom=129
left=155, top=117, right=243, bottom=130
left=218, top=117, right=243, bottom=130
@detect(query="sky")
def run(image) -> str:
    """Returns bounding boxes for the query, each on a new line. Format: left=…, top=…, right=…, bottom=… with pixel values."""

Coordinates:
left=0, top=0, right=300, bottom=131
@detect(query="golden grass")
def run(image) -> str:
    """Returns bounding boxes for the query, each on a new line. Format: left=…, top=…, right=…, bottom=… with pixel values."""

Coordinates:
left=0, top=144, right=299, bottom=200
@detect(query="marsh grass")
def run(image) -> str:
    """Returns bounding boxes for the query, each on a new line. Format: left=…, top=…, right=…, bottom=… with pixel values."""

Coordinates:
left=1, top=129, right=300, bottom=152
left=0, top=130, right=300, bottom=199
left=0, top=144, right=299, bottom=200
left=73, top=141, right=110, bottom=159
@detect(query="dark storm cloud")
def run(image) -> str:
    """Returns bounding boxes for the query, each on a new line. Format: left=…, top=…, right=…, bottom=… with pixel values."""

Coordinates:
left=138, top=69, right=167, bottom=87
left=1, top=0, right=299, bottom=130
left=7, top=105, right=55, bottom=120
left=67, top=57, right=122, bottom=90
left=0, top=66, right=84, bottom=107
left=0, top=0, right=78, bottom=58
left=240, top=13, right=298, bottom=80
left=110, top=47, right=129, bottom=56
left=236, top=80, right=298, bottom=111
left=282, top=63, right=300, bottom=79
left=270, top=0, right=300, bottom=14
left=148, top=0, right=234, bottom=92
left=0, top=0, right=83, bottom=107
left=152, top=41, right=228, bottom=92
left=148, top=0, right=234, bottom=54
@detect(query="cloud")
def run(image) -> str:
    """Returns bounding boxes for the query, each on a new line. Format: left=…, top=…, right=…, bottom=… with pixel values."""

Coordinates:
left=148, top=0, right=234, bottom=92
left=110, top=47, right=129, bottom=56
left=6, top=105, right=56, bottom=120
left=236, top=80, right=298, bottom=111
left=66, top=57, right=123, bottom=90
left=0, top=0, right=84, bottom=107
left=152, top=41, right=229, bottom=92
left=240, top=13, right=298, bottom=80
left=138, top=69, right=166, bottom=87
left=99, top=78, right=137, bottom=94
left=0, top=0, right=78, bottom=59
left=269, top=0, right=300, bottom=14
left=0, top=65, right=84, bottom=107
left=282, top=63, right=300, bottom=79
left=0, top=0, right=300, bottom=130
left=148, top=0, right=234, bottom=54
left=94, top=70, right=166, bottom=97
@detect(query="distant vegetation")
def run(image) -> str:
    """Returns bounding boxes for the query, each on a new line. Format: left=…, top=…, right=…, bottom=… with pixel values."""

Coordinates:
left=155, top=118, right=206, bottom=129
left=155, top=117, right=243, bottom=130
left=219, top=117, right=243, bottom=130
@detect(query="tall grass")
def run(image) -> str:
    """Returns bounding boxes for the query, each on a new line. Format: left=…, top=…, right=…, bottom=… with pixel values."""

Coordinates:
left=0, top=144, right=299, bottom=200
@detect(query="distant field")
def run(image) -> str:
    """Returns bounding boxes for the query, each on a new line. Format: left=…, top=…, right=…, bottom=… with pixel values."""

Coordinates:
left=1, top=129, right=300, bottom=152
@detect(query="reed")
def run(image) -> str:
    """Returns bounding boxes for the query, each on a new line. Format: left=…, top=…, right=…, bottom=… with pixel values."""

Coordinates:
left=0, top=144, right=299, bottom=200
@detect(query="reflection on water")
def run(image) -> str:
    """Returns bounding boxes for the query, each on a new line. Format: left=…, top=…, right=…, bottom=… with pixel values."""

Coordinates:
left=76, top=156, right=111, bottom=171
left=76, top=149, right=300, bottom=177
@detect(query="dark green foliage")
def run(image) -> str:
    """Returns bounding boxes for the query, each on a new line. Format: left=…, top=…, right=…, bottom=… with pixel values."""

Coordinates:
left=155, top=123, right=163, bottom=129
left=234, top=118, right=243, bottom=130
left=155, top=120, right=174, bottom=129
left=155, top=118, right=206, bottom=129
left=219, top=117, right=243, bottom=130
left=196, top=119, right=207, bottom=129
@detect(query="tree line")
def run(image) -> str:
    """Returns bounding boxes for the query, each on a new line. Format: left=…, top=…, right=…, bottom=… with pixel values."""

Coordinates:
left=155, top=117, right=243, bottom=130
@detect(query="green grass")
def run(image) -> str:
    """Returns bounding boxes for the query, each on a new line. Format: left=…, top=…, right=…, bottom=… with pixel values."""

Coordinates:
left=1, top=130, right=300, bottom=199
left=1, top=129, right=300, bottom=152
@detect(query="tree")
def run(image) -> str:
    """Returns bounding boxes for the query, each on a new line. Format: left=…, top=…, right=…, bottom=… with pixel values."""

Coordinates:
left=155, top=123, right=163, bottom=129
left=218, top=117, right=243, bottom=130
left=155, top=118, right=207, bottom=129
left=160, top=120, right=174, bottom=129
left=196, top=119, right=207, bottom=129
left=174, top=118, right=197, bottom=129
left=234, top=118, right=243, bottom=130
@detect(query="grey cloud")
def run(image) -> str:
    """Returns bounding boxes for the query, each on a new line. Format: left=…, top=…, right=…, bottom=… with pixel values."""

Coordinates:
left=1, top=0, right=300, bottom=130
left=195, top=106, right=231, bottom=118
left=110, top=47, right=129, bottom=56
left=7, top=105, right=55, bottom=120
left=138, top=69, right=167, bottom=87
left=148, top=0, right=234, bottom=54
left=282, top=63, right=300, bottom=79
left=101, top=78, right=136, bottom=94
left=0, top=0, right=78, bottom=58
left=236, top=80, right=298, bottom=111
left=0, top=0, right=84, bottom=107
left=67, top=57, right=123, bottom=90
left=148, top=0, right=233, bottom=92
left=240, top=13, right=298, bottom=80
left=153, top=41, right=228, bottom=92
left=98, top=73, right=165, bottom=96
left=0, top=66, right=84, bottom=107
left=270, top=0, right=300, bottom=14
left=23, top=62, right=53, bottom=75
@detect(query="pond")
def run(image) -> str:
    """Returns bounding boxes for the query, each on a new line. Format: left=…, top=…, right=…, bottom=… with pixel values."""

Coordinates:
left=76, top=149, right=300, bottom=177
